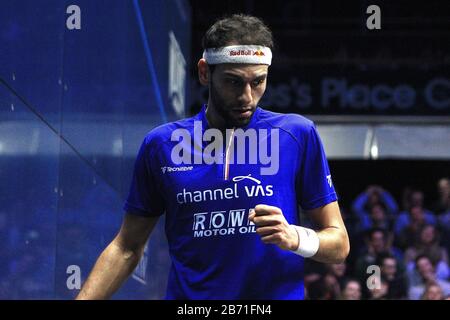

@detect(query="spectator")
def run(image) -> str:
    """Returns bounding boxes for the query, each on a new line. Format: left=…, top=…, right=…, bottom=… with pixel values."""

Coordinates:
left=304, top=263, right=346, bottom=300
left=395, top=205, right=437, bottom=249
left=323, top=273, right=341, bottom=299
left=355, top=204, right=393, bottom=234
left=432, top=178, right=450, bottom=215
left=367, top=277, right=389, bottom=300
left=352, top=185, right=399, bottom=221
left=354, top=228, right=404, bottom=288
left=421, top=282, right=445, bottom=300
left=339, top=279, right=362, bottom=300
left=437, top=212, right=450, bottom=259
left=400, top=189, right=434, bottom=215
left=404, top=224, right=449, bottom=280
left=303, top=259, right=328, bottom=290
left=434, top=179, right=450, bottom=255
left=306, top=277, right=337, bottom=300
left=376, top=253, right=408, bottom=299
left=408, top=255, right=450, bottom=300
left=325, top=262, right=348, bottom=289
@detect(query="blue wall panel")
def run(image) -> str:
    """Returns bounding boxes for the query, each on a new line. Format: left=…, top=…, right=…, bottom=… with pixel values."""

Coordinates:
left=0, top=0, right=191, bottom=299
left=0, top=87, right=59, bottom=299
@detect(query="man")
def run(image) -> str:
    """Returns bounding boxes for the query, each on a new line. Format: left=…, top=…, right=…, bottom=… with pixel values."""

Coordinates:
left=433, top=177, right=450, bottom=214
left=354, top=228, right=403, bottom=290
left=408, top=254, right=450, bottom=300
left=377, top=253, right=407, bottom=299
left=395, top=205, right=437, bottom=249
left=339, top=279, right=362, bottom=300
left=76, top=14, right=349, bottom=300
left=421, top=283, right=445, bottom=300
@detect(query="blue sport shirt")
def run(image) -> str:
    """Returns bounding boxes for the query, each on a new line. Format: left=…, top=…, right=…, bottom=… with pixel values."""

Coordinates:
left=124, top=105, right=337, bottom=299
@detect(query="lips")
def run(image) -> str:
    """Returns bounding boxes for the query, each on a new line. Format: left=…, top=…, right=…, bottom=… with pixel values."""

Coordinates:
left=232, top=109, right=252, bottom=117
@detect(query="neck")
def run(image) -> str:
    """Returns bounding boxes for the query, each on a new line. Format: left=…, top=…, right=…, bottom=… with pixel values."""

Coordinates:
left=205, top=100, right=229, bottom=131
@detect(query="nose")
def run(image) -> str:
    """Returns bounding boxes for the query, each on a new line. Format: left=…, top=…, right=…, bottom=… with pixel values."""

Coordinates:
left=238, top=83, right=253, bottom=105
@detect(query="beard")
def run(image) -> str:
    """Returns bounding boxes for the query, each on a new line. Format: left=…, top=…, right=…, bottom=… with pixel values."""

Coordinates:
left=209, top=79, right=256, bottom=128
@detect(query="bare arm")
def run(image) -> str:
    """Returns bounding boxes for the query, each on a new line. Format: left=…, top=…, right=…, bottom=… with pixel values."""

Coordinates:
left=306, top=201, right=350, bottom=264
left=76, top=213, right=159, bottom=300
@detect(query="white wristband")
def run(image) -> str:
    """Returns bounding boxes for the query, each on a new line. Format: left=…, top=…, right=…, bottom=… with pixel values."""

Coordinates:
left=291, top=225, right=320, bottom=258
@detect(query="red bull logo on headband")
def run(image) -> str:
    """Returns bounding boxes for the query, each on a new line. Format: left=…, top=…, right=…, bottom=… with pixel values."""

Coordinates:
left=229, top=49, right=266, bottom=57
left=253, top=50, right=265, bottom=56
left=229, top=49, right=253, bottom=56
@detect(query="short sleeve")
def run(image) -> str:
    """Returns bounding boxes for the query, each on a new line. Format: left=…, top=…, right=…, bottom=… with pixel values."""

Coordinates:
left=123, top=137, right=165, bottom=217
left=296, top=124, right=338, bottom=210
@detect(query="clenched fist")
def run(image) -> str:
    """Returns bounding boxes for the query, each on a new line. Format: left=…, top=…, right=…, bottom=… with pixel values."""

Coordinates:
left=249, top=204, right=299, bottom=251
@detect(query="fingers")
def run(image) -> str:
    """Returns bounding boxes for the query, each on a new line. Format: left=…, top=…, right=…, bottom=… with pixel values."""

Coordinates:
left=254, top=204, right=282, bottom=216
left=260, top=233, right=284, bottom=245
left=255, top=226, right=279, bottom=237
left=249, top=205, right=284, bottom=227
left=251, top=215, right=281, bottom=227
left=249, top=205, right=297, bottom=251
left=259, top=226, right=298, bottom=251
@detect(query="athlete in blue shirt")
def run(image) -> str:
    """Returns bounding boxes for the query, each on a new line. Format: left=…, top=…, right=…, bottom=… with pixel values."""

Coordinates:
left=77, top=14, right=349, bottom=300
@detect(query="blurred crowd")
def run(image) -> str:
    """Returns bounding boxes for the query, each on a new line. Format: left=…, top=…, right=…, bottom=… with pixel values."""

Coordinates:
left=304, top=177, right=450, bottom=300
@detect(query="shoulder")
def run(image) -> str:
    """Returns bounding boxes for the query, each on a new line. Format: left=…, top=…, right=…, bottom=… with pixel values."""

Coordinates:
left=257, top=108, right=315, bottom=133
left=142, top=115, right=198, bottom=149
left=256, top=108, right=318, bottom=148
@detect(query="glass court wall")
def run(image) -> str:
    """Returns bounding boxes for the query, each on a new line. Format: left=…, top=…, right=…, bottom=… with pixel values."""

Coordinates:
left=0, top=0, right=191, bottom=299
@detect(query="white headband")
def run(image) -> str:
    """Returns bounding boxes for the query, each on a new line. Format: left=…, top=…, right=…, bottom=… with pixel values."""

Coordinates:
left=202, top=45, right=272, bottom=65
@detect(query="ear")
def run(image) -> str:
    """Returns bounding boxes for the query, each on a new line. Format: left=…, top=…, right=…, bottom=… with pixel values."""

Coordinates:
left=197, top=58, right=210, bottom=86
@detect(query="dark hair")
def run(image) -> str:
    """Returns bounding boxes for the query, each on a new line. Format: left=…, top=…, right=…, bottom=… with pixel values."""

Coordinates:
left=375, top=252, right=395, bottom=266
left=202, top=14, right=274, bottom=50
left=366, top=227, right=387, bottom=240
left=307, top=278, right=335, bottom=300
left=341, top=278, right=361, bottom=291
left=416, top=224, right=439, bottom=245
left=415, top=253, right=432, bottom=267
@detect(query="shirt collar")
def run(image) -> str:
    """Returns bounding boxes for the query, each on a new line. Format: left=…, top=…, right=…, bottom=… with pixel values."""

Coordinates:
left=198, top=104, right=261, bottom=130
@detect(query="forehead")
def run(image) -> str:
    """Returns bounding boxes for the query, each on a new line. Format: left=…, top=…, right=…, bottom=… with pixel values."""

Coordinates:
left=429, top=285, right=442, bottom=292
left=438, top=179, right=450, bottom=187
left=372, top=231, right=384, bottom=239
left=347, top=282, right=360, bottom=289
left=383, top=258, right=396, bottom=265
left=418, top=257, right=431, bottom=266
left=214, top=63, right=269, bottom=78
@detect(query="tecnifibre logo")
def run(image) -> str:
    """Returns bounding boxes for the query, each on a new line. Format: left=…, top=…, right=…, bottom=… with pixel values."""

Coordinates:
left=170, top=121, right=280, bottom=175
left=161, top=166, right=193, bottom=174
